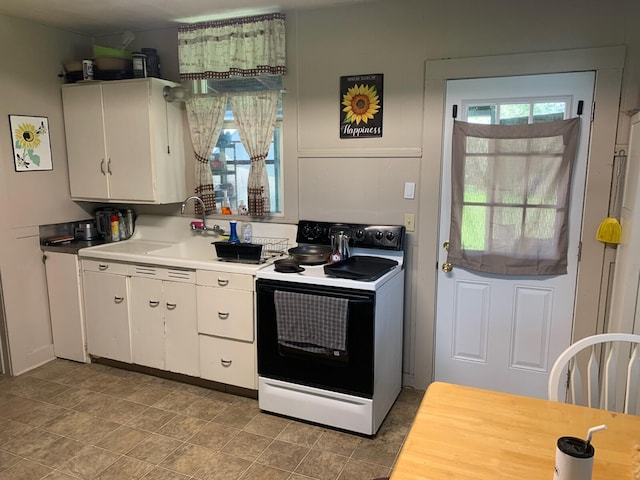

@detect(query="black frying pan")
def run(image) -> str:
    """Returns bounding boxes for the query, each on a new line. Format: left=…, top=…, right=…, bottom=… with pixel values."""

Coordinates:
left=287, top=245, right=332, bottom=265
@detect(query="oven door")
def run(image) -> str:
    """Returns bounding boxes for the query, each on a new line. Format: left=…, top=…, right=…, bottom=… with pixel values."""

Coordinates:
left=256, top=279, right=375, bottom=397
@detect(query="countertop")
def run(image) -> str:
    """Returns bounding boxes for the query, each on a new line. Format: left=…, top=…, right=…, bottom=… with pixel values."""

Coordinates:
left=41, top=239, right=109, bottom=254
left=75, top=214, right=298, bottom=274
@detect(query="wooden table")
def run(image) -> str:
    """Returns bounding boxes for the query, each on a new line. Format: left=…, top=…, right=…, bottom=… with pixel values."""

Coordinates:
left=391, top=382, right=640, bottom=479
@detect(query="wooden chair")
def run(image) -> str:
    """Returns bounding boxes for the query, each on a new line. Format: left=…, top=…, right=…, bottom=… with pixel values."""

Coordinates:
left=548, top=333, right=640, bottom=414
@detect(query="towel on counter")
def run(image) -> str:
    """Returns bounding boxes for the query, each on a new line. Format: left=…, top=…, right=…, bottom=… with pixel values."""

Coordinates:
left=274, top=290, right=349, bottom=356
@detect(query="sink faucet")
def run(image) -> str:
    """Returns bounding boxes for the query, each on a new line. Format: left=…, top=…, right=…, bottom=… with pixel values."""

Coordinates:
left=180, top=195, right=208, bottom=230
left=180, top=195, right=225, bottom=235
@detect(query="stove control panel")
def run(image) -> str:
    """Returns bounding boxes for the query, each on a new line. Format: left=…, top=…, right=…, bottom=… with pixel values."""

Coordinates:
left=296, top=220, right=405, bottom=251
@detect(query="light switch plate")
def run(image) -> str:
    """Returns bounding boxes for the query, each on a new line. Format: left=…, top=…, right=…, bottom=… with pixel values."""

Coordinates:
left=404, top=213, right=415, bottom=232
left=403, top=182, right=416, bottom=199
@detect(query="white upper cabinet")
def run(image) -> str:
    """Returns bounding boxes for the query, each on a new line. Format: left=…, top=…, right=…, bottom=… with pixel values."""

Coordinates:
left=62, top=78, right=187, bottom=204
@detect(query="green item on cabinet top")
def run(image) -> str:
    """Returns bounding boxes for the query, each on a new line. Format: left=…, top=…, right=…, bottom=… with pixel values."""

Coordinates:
left=93, top=45, right=132, bottom=59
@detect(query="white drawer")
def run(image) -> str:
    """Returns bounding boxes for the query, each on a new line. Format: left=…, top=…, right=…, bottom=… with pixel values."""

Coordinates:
left=199, top=335, right=256, bottom=390
left=196, top=286, right=254, bottom=341
left=196, top=269, right=254, bottom=291
left=82, top=259, right=129, bottom=275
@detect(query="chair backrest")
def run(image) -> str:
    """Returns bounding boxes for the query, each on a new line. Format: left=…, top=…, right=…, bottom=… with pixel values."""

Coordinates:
left=548, top=333, right=640, bottom=414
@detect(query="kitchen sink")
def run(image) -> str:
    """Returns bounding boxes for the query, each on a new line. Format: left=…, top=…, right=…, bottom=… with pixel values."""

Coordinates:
left=144, top=241, right=217, bottom=261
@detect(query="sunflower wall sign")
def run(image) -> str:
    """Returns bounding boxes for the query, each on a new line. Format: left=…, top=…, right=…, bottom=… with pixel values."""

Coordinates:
left=340, top=73, right=383, bottom=139
left=9, top=115, right=53, bottom=172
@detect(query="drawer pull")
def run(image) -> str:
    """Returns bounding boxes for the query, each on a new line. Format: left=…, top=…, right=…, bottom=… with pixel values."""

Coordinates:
left=221, top=359, right=232, bottom=367
left=166, top=303, right=177, bottom=310
left=217, top=278, right=229, bottom=287
left=114, top=296, right=124, bottom=304
left=149, top=300, right=160, bottom=307
left=218, top=311, right=229, bottom=319
left=98, top=263, right=109, bottom=270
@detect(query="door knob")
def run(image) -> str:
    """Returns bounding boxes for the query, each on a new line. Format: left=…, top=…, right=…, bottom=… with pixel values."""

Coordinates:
left=442, top=262, right=453, bottom=273
left=443, top=241, right=450, bottom=251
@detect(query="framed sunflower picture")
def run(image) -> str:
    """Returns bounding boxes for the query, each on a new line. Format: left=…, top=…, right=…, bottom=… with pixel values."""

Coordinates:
left=340, top=73, right=383, bottom=139
left=9, top=115, right=53, bottom=172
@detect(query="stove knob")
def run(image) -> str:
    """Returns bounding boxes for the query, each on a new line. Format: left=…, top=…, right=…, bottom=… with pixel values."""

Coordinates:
left=312, top=225, right=323, bottom=239
left=386, top=231, right=396, bottom=241
left=355, top=229, right=364, bottom=239
left=375, top=231, right=384, bottom=240
left=301, top=224, right=313, bottom=238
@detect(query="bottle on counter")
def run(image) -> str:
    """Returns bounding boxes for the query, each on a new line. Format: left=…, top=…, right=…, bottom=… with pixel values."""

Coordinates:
left=110, top=214, right=120, bottom=242
left=118, top=212, right=127, bottom=240
left=221, top=191, right=232, bottom=215
left=242, top=222, right=252, bottom=243
left=228, top=221, right=240, bottom=243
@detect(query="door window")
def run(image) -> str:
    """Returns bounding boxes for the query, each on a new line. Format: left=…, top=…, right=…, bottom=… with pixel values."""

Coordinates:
left=448, top=99, right=580, bottom=275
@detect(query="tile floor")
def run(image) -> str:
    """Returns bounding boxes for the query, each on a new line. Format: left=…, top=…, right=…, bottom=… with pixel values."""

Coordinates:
left=0, top=359, right=424, bottom=480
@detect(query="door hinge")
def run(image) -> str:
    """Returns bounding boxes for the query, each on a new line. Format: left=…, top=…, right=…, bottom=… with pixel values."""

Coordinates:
left=577, top=241, right=582, bottom=262
left=590, top=102, right=595, bottom=123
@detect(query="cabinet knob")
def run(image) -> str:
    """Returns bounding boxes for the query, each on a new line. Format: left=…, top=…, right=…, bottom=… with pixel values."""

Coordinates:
left=217, top=278, right=229, bottom=287
left=166, top=303, right=177, bottom=310
left=149, top=300, right=160, bottom=307
left=220, top=359, right=232, bottom=367
left=114, top=296, right=124, bottom=304
left=218, top=311, right=229, bottom=319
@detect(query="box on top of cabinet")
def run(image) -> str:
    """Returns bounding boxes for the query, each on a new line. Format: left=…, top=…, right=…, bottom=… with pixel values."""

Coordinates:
left=61, top=78, right=187, bottom=204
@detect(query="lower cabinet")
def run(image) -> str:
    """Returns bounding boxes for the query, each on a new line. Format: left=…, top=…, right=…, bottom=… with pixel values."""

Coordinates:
left=83, top=260, right=132, bottom=363
left=44, top=251, right=88, bottom=363
left=129, top=267, right=199, bottom=377
left=81, top=260, right=257, bottom=390
left=196, top=269, right=257, bottom=389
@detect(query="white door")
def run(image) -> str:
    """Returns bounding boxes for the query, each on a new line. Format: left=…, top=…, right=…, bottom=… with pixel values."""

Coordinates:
left=435, top=72, right=595, bottom=399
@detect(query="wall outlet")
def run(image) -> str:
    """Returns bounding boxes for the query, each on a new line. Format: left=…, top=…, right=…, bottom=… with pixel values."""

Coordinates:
left=404, top=213, right=415, bottom=232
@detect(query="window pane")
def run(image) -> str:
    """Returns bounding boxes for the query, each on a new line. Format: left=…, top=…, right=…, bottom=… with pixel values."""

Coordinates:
left=461, top=205, right=487, bottom=251
left=499, top=104, right=529, bottom=125
left=533, top=102, right=566, bottom=123
left=467, top=105, right=496, bottom=125
left=210, top=99, right=283, bottom=214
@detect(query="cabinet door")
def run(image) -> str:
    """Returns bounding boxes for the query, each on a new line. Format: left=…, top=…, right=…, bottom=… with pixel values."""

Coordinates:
left=130, top=277, right=165, bottom=370
left=44, top=252, right=87, bottom=363
left=83, top=270, right=131, bottom=363
left=62, top=84, right=109, bottom=199
left=102, top=81, right=155, bottom=202
left=165, top=281, right=199, bottom=377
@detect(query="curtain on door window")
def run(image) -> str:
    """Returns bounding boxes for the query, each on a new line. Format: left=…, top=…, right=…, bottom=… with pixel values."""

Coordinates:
left=447, top=118, right=580, bottom=275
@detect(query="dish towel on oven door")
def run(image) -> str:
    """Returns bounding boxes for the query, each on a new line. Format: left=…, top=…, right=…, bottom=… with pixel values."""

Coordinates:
left=274, top=290, right=349, bottom=356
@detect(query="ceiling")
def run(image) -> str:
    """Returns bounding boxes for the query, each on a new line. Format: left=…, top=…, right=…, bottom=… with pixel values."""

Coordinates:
left=0, top=0, right=368, bottom=36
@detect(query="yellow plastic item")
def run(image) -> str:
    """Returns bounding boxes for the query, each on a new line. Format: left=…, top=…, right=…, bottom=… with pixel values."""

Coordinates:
left=596, top=217, right=622, bottom=244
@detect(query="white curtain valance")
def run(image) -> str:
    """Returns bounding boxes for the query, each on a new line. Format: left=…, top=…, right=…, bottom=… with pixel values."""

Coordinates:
left=178, top=13, right=286, bottom=81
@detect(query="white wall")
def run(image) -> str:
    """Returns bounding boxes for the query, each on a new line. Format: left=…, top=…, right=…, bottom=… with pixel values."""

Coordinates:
left=0, top=16, right=92, bottom=374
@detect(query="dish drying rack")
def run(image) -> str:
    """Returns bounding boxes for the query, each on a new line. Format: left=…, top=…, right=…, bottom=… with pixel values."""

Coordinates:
left=253, top=236, right=289, bottom=262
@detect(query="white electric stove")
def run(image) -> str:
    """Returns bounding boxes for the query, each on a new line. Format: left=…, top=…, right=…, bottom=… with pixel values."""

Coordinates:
left=255, top=220, right=405, bottom=435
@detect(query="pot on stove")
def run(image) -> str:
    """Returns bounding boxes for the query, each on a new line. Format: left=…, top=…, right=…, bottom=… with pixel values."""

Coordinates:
left=330, top=230, right=350, bottom=263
